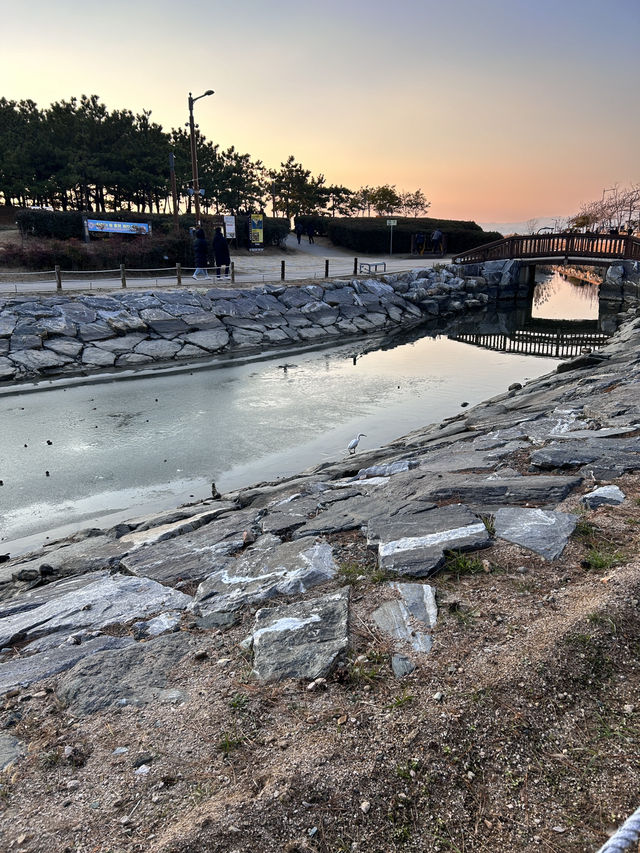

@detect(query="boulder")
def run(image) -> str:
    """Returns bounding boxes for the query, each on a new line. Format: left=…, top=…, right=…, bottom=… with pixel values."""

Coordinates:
left=494, top=507, right=577, bottom=559
left=0, top=571, right=193, bottom=650
left=56, top=632, right=196, bottom=716
left=248, top=587, right=350, bottom=682
left=192, top=538, right=338, bottom=626
left=371, top=582, right=437, bottom=653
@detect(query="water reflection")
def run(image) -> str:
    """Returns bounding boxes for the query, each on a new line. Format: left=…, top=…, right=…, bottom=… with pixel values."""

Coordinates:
left=532, top=269, right=599, bottom=320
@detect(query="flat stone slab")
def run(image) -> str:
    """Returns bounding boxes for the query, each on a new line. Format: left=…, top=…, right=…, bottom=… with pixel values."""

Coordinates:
left=369, top=504, right=491, bottom=577
left=248, top=587, right=350, bottom=682
left=120, top=509, right=256, bottom=585
left=0, top=636, right=133, bottom=696
left=56, top=632, right=196, bottom=716
left=0, top=571, right=192, bottom=649
left=371, top=582, right=437, bottom=652
left=530, top=438, right=640, bottom=475
left=422, top=474, right=583, bottom=509
left=192, top=537, right=338, bottom=626
left=494, top=507, right=578, bottom=560
left=581, top=485, right=625, bottom=509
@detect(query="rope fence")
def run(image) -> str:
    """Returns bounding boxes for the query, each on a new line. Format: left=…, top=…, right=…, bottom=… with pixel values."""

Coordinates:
left=0, top=256, right=440, bottom=295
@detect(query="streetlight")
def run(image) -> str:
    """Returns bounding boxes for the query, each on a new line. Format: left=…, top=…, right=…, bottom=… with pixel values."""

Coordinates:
left=188, top=89, right=214, bottom=226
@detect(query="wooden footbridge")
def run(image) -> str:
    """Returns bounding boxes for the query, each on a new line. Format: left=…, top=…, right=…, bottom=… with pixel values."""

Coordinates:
left=453, top=233, right=640, bottom=266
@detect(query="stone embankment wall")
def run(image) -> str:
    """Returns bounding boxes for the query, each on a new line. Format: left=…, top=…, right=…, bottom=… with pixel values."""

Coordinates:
left=0, top=263, right=532, bottom=384
left=1, top=259, right=637, bottom=385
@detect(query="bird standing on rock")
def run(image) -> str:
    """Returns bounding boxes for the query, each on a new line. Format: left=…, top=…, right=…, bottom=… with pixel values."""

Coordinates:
left=347, top=433, right=366, bottom=455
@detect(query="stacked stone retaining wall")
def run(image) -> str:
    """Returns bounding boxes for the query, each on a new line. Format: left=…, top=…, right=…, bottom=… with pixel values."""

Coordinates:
left=2, top=259, right=637, bottom=385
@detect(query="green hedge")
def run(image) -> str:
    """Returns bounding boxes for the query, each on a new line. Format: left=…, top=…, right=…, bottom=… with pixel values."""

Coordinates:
left=15, top=208, right=290, bottom=248
left=324, top=217, right=502, bottom=254
left=0, top=235, right=194, bottom=271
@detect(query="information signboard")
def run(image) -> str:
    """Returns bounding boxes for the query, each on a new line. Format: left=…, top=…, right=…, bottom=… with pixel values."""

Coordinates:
left=86, top=220, right=150, bottom=235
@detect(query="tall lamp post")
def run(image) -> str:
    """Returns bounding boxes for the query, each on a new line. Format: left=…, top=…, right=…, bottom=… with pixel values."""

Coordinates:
left=188, top=89, right=214, bottom=226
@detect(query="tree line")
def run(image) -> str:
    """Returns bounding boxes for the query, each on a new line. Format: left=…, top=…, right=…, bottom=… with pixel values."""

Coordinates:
left=0, top=95, right=430, bottom=220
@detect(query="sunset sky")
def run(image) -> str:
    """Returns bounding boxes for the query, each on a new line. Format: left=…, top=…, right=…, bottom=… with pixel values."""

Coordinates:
left=3, top=0, right=639, bottom=227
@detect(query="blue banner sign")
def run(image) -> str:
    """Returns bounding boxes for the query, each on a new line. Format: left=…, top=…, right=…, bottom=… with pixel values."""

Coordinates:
left=87, top=219, right=150, bottom=235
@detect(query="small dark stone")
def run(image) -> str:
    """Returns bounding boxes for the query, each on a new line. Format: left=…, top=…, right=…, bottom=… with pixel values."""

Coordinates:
left=46, top=440, right=53, bottom=445
left=0, top=554, right=10, bottom=563
left=39, top=564, right=55, bottom=576
left=132, top=752, right=154, bottom=768
left=460, top=401, right=469, bottom=407
left=45, top=471, right=50, bottom=477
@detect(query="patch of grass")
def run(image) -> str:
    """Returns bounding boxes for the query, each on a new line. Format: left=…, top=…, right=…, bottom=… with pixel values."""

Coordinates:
left=444, top=551, right=485, bottom=577
left=216, top=730, right=244, bottom=757
left=229, top=692, right=250, bottom=711
left=337, top=560, right=389, bottom=585
left=480, top=514, right=496, bottom=536
left=581, top=548, right=623, bottom=571
left=347, top=650, right=386, bottom=685
left=39, top=749, right=61, bottom=769
left=396, top=759, right=421, bottom=780
left=388, top=690, right=414, bottom=710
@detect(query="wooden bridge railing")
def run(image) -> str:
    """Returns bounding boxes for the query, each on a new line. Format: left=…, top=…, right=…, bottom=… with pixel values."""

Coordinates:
left=453, top=233, right=640, bottom=265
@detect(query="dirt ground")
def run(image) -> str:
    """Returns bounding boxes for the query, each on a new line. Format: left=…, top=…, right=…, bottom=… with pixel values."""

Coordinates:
left=1, top=470, right=640, bottom=853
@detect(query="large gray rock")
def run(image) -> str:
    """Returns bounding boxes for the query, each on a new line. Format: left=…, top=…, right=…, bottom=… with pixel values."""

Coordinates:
left=0, top=571, right=192, bottom=649
left=0, top=357, right=16, bottom=379
left=81, top=347, right=116, bottom=367
left=192, top=537, right=338, bottom=626
left=581, top=485, right=625, bottom=509
left=249, top=587, right=350, bottom=682
left=182, top=329, right=230, bottom=351
left=93, top=333, right=147, bottom=352
left=530, top=438, right=640, bottom=477
left=0, top=316, right=17, bottom=337
left=134, top=339, right=182, bottom=360
left=43, top=338, right=84, bottom=357
left=77, top=322, right=115, bottom=342
left=494, top=507, right=577, bottom=559
left=120, top=510, right=257, bottom=585
left=9, top=349, right=70, bottom=372
left=369, top=504, right=491, bottom=576
left=371, top=582, right=437, bottom=652
left=56, top=632, right=196, bottom=716
left=0, top=636, right=133, bottom=696
left=422, top=474, right=583, bottom=509
left=139, top=308, right=188, bottom=335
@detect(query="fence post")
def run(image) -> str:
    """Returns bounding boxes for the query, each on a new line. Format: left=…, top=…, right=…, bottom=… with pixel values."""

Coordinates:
left=176, top=263, right=182, bottom=286
left=231, top=261, right=235, bottom=283
left=54, top=265, right=62, bottom=291
left=353, top=257, right=358, bottom=275
left=324, top=259, right=329, bottom=278
left=281, top=260, right=285, bottom=281
left=120, top=264, right=127, bottom=288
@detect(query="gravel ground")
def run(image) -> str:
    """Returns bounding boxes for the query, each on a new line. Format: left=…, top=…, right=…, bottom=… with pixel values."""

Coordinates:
left=1, top=474, right=640, bottom=853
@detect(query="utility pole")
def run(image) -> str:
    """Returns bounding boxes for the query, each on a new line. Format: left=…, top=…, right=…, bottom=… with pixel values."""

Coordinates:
left=188, top=89, right=214, bottom=226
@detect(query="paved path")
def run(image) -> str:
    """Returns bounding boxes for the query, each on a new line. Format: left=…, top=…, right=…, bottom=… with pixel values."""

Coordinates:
left=0, top=236, right=450, bottom=296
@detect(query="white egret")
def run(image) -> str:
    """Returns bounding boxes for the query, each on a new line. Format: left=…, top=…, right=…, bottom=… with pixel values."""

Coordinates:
left=347, top=433, right=366, bottom=455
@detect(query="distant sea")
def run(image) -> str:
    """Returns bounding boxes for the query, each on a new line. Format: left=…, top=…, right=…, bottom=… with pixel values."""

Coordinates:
left=479, top=217, right=565, bottom=236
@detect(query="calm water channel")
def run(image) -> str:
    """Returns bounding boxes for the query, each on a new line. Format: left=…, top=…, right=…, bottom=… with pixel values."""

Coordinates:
left=0, top=272, right=604, bottom=555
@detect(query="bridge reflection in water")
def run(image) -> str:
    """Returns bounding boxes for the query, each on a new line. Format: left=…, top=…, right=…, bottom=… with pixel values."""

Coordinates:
left=450, top=326, right=610, bottom=359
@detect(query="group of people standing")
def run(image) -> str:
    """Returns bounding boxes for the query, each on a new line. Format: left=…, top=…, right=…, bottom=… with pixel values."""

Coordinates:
left=294, top=221, right=315, bottom=244
left=414, top=229, right=444, bottom=255
left=192, top=226, right=231, bottom=280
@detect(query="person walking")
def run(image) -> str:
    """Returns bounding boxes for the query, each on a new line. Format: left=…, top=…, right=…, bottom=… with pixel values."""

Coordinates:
left=430, top=228, right=443, bottom=255
left=212, top=226, right=231, bottom=279
left=307, top=223, right=315, bottom=244
left=192, top=228, right=210, bottom=280
left=294, top=221, right=304, bottom=244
